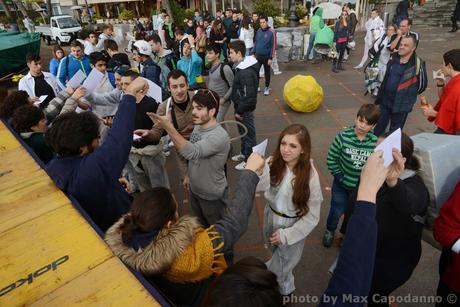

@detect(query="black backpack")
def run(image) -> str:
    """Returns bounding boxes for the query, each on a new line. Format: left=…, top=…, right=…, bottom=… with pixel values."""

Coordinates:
left=219, top=63, right=233, bottom=88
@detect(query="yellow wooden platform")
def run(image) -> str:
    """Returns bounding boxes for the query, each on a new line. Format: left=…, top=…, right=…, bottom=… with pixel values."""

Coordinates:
left=0, top=121, right=161, bottom=306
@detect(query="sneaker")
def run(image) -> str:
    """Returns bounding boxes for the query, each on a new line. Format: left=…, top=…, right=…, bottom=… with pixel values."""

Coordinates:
left=354, top=65, right=363, bottom=70
left=273, top=71, right=282, bottom=75
left=322, top=230, right=334, bottom=248
left=264, top=87, right=270, bottom=96
left=235, top=161, right=246, bottom=170
left=257, top=86, right=261, bottom=92
left=231, top=153, right=245, bottom=162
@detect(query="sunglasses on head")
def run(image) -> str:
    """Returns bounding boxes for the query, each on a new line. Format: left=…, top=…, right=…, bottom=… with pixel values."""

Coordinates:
left=198, top=89, right=219, bottom=106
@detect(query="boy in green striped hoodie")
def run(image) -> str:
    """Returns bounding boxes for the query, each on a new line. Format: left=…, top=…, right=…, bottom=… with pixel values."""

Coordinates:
left=323, top=104, right=381, bottom=247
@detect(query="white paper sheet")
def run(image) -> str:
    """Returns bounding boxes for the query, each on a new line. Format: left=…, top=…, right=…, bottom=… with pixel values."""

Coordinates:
left=374, top=128, right=401, bottom=167
left=66, top=70, right=85, bottom=88
left=432, top=69, right=445, bottom=81
left=144, top=78, right=162, bottom=103
left=33, top=95, right=48, bottom=106
left=252, top=139, right=268, bottom=157
left=133, top=134, right=141, bottom=141
left=82, top=69, right=104, bottom=94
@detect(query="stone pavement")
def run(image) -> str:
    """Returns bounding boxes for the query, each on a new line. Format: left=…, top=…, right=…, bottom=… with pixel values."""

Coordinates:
left=34, top=25, right=458, bottom=306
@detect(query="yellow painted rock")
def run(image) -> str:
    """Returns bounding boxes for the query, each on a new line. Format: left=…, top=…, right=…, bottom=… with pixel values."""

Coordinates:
left=283, top=75, right=323, bottom=113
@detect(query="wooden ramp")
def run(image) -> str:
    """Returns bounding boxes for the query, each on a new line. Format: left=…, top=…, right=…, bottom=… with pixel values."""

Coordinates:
left=0, top=121, right=163, bottom=306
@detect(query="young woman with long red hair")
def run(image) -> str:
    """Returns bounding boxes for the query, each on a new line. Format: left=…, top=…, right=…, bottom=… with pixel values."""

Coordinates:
left=258, top=124, right=323, bottom=295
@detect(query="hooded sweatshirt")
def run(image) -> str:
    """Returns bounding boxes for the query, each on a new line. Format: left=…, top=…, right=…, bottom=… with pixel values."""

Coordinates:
left=231, top=56, right=259, bottom=115
left=310, top=7, right=325, bottom=34
left=177, top=49, right=203, bottom=86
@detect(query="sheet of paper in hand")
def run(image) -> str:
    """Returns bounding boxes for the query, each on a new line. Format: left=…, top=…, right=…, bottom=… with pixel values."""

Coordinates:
left=82, top=69, right=105, bottom=94
left=253, top=139, right=268, bottom=157
left=33, top=95, right=48, bottom=106
left=66, top=70, right=86, bottom=88
left=432, top=70, right=445, bottom=81
left=374, top=128, right=401, bottom=167
left=143, top=78, right=162, bottom=103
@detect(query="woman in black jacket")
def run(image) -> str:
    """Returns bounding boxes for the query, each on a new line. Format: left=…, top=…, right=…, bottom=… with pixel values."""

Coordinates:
left=332, top=12, right=349, bottom=73
left=340, top=132, right=430, bottom=306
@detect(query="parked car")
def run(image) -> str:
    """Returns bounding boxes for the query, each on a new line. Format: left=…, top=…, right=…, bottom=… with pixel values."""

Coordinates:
left=36, top=15, right=82, bottom=46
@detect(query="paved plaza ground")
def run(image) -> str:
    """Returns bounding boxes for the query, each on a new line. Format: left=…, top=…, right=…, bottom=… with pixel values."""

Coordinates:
left=35, top=25, right=459, bottom=306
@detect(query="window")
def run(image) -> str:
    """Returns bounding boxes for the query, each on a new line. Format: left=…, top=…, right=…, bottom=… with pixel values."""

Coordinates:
left=52, top=20, right=57, bottom=27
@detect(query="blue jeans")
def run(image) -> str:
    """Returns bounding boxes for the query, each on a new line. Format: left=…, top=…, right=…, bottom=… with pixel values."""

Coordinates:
left=374, top=105, right=409, bottom=137
left=237, top=111, right=256, bottom=160
left=326, top=179, right=352, bottom=232
left=306, top=32, right=317, bottom=60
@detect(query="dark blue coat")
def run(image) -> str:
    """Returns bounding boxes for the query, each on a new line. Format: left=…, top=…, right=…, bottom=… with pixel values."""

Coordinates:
left=46, top=95, right=136, bottom=231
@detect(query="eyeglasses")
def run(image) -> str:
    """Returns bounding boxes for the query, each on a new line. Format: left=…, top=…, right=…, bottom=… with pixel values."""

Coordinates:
left=198, top=89, right=219, bottom=106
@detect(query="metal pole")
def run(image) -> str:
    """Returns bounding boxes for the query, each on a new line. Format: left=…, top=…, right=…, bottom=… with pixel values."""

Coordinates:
left=287, top=0, right=298, bottom=27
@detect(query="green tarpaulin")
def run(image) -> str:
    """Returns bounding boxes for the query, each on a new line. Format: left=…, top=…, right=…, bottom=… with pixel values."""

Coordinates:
left=0, top=32, right=41, bottom=77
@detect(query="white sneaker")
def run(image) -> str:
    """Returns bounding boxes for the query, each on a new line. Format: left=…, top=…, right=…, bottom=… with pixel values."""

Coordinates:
left=354, top=65, right=363, bottom=70
left=264, top=87, right=270, bottom=96
left=231, top=153, right=245, bottom=162
left=273, top=71, right=282, bottom=75
left=235, top=161, right=246, bottom=170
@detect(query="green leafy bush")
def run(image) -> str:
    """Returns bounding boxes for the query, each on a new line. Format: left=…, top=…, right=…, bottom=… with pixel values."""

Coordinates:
left=254, top=0, right=280, bottom=18
left=119, top=9, right=135, bottom=21
left=34, top=15, right=49, bottom=24
left=0, top=15, right=12, bottom=24
left=295, top=4, right=308, bottom=20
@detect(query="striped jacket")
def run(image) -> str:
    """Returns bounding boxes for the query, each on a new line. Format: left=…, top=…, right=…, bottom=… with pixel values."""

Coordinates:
left=376, top=52, right=427, bottom=113
left=327, top=127, right=378, bottom=190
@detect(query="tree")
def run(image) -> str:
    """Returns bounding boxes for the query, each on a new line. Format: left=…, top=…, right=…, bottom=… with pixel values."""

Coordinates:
left=162, top=0, right=174, bottom=22
left=0, top=0, right=13, bottom=19
left=46, top=0, right=53, bottom=17
left=12, top=0, right=29, bottom=18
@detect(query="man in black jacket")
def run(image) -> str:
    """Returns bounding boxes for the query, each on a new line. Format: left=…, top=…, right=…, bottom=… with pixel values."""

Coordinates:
left=450, top=0, right=460, bottom=32
left=228, top=40, right=259, bottom=170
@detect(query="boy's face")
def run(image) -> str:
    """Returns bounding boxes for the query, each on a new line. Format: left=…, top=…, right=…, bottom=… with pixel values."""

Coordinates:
left=206, top=50, right=219, bottom=63
left=31, top=118, right=47, bottom=132
left=355, top=116, right=375, bottom=136
left=93, top=60, right=107, bottom=73
left=229, top=48, right=242, bottom=63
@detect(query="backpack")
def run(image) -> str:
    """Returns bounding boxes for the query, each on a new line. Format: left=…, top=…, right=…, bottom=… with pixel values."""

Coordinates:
left=219, top=63, right=233, bottom=88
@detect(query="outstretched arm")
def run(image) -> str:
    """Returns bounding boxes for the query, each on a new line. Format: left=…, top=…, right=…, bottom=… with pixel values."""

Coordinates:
left=212, top=153, right=265, bottom=253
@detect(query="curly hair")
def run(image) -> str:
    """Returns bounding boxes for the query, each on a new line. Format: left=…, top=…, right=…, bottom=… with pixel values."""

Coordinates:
left=0, top=90, right=30, bottom=118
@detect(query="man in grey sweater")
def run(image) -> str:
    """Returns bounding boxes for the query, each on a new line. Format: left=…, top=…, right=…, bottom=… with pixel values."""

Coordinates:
left=205, top=44, right=234, bottom=122
left=149, top=89, right=230, bottom=227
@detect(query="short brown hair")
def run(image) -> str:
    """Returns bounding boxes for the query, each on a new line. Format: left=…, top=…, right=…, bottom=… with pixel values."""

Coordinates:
left=70, top=40, right=83, bottom=49
left=357, top=103, right=380, bottom=125
left=228, top=40, right=246, bottom=57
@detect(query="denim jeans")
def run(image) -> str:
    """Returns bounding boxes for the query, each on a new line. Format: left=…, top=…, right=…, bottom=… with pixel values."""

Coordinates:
left=306, top=32, right=317, bottom=60
left=374, top=105, right=409, bottom=137
left=237, top=111, right=256, bottom=160
left=326, top=179, right=352, bottom=232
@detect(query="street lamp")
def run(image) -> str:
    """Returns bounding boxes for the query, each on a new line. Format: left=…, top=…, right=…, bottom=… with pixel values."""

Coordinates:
left=287, top=0, right=298, bottom=27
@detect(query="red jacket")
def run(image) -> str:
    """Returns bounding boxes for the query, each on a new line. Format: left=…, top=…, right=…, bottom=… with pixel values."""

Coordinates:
left=430, top=74, right=460, bottom=134
left=433, top=181, right=460, bottom=293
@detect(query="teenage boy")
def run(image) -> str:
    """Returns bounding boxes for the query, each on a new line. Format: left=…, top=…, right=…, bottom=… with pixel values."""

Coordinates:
left=135, top=70, right=195, bottom=182
left=12, top=105, right=54, bottom=164
left=95, top=24, right=119, bottom=51
left=19, top=53, right=60, bottom=108
left=227, top=11, right=240, bottom=42
left=147, top=34, right=177, bottom=93
left=177, top=35, right=203, bottom=87
left=254, top=16, right=276, bottom=96
left=228, top=40, right=259, bottom=170
left=57, top=40, right=92, bottom=90
left=132, top=40, right=162, bottom=89
left=89, top=51, right=115, bottom=94
left=104, top=39, right=130, bottom=72
left=77, top=29, right=97, bottom=55
left=121, top=70, right=169, bottom=191
left=206, top=44, right=234, bottom=122
left=323, top=103, right=380, bottom=247
left=149, top=89, right=230, bottom=227
left=45, top=77, right=148, bottom=231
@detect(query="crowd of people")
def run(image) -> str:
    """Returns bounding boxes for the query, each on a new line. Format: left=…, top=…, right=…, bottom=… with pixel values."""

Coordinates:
left=0, top=4, right=460, bottom=306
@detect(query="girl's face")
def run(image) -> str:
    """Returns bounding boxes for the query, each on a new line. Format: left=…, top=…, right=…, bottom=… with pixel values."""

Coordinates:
left=280, top=134, right=303, bottom=165
left=56, top=50, right=64, bottom=59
